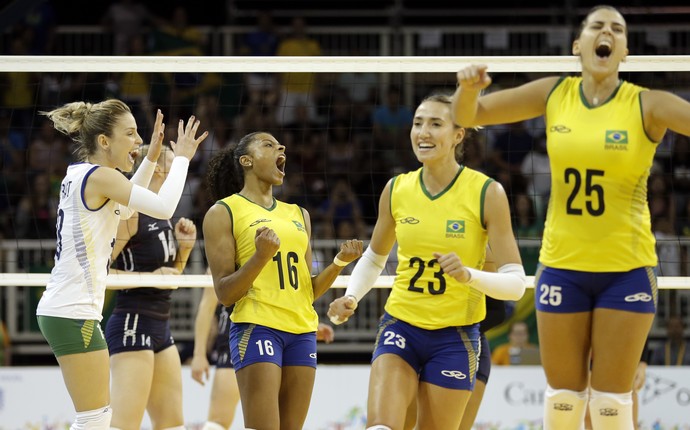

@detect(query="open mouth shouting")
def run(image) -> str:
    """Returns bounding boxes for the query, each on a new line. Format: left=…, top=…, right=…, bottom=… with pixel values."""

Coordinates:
left=128, top=148, right=140, bottom=164
left=276, top=154, right=286, bottom=176
left=595, top=40, right=612, bottom=60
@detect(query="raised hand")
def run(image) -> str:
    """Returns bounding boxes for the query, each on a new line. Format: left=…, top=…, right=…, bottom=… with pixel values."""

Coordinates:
left=170, top=115, right=209, bottom=161
left=145, top=109, right=165, bottom=163
left=456, top=64, right=492, bottom=92
left=335, top=239, right=364, bottom=265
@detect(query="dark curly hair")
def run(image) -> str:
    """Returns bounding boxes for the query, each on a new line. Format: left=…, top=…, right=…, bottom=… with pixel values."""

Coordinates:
left=205, top=131, right=266, bottom=202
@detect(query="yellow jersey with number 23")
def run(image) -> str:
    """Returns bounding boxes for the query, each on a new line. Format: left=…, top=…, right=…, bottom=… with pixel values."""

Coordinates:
left=385, top=166, right=493, bottom=330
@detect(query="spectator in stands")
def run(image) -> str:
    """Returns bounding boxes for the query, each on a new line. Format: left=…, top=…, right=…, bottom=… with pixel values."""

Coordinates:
left=101, top=0, right=151, bottom=55
left=491, top=320, right=540, bottom=365
left=2, top=35, right=38, bottom=135
left=116, top=34, right=156, bottom=132
left=461, top=129, right=491, bottom=173
left=372, top=85, right=415, bottom=172
left=327, top=91, right=526, bottom=429
left=239, top=11, right=280, bottom=102
left=276, top=17, right=322, bottom=125
left=453, top=6, right=690, bottom=428
left=325, top=121, right=359, bottom=174
left=487, top=120, right=534, bottom=191
left=319, top=177, right=367, bottom=242
left=27, top=118, right=69, bottom=179
left=512, top=193, right=542, bottom=275
left=0, top=108, right=27, bottom=196
left=17, top=0, right=57, bottom=55
left=231, top=89, right=280, bottom=146
left=648, top=174, right=675, bottom=228
left=670, top=134, right=690, bottom=195
left=150, top=6, right=222, bottom=120
left=35, top=102, right=206, bottom=429
left=104, top=144, right=197, bottom=430
left=520, top=134, right=551, bottom=220
left=202, top=131, right=362, bottom=429
left=653, top=216, right=682, bottom=277
left=651, top=315, right=690, bottom=365
left=14, top=173, right=58, bottom=240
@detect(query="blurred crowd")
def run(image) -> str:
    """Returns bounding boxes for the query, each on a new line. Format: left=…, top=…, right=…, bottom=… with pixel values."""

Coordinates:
left=2, top=1, right=690, bottom=281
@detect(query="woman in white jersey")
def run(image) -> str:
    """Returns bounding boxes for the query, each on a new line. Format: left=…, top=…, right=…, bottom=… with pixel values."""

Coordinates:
left=35, top=99, right=207, bottom=430
left=453, top=6, right=690, bottom=429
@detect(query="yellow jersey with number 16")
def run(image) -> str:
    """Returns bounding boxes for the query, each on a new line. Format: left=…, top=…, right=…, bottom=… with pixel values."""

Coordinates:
left=385, top=166, right=493, bottom=330
left=540, top=76, right=658, bottom=272
left=218, top=194, right=317, bottom=334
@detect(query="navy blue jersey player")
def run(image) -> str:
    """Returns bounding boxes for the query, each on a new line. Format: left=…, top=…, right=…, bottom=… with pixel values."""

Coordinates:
left=105, top=146, right=197, bottom=430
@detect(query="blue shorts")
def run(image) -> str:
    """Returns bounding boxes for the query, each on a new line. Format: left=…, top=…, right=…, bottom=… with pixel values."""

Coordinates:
left=105, top=312, right=175, bottom=355
left=534, top=265, right=657, bottom=314
left=476, top=333, right=491, bottom=384
left=372, top=312, right=480, bottom=390
left=214, top=307, right=232, bottom=369
left=229, top=323, right=317, bottom=371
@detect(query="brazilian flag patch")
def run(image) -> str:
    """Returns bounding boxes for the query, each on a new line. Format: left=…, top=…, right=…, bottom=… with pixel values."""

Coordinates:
left=605, top=130, right=628, bottom=144
left=446, top=220, right=465, bottom=233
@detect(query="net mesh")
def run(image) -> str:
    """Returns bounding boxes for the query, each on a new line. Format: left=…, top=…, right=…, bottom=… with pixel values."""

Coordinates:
left=1, top=55, right=689, bottom=355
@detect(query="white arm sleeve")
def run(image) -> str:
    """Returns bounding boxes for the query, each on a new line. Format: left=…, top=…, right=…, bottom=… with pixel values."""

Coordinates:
left=126, top=156, right=190, bottom=219
left=119, top=157, right=157, bottom=219
left=466, top=263, right=527, bottom=301
left=344, top=247, right=389, bottom=302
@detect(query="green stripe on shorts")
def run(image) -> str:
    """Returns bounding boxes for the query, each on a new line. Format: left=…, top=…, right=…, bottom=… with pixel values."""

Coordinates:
left=37, top=316, right=107, bottom=357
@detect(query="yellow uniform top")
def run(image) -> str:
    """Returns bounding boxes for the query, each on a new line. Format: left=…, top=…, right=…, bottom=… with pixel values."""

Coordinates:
left=218, top=194, right=317, bottom=334
left=541, top=76, right=658, bottom=271
left=385, top=166, right=492, bottom=329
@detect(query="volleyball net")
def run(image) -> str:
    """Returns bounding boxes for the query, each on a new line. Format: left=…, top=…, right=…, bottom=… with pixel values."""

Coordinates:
left=1, top=54, right=690, bottom=354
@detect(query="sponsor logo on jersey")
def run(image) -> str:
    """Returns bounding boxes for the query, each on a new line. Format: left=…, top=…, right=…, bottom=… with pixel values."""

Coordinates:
left=605, top=130, right=629, bottom=150
left=147, top=223, right=160, bottom=231
left=446, top=220, right=465, bottom=238
left=549, top=125, right=571, bottom=133
left=249, top=218, right=272, bottom=227
left=398, top=216, right=420, bottom=224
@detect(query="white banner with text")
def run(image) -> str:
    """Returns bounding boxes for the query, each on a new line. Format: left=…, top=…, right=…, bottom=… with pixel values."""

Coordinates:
left=0, top=366, right=688, bottom=429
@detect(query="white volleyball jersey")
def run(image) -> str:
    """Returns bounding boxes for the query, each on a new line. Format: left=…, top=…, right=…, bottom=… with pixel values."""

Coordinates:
left=36, top=163, right=120, bottom=321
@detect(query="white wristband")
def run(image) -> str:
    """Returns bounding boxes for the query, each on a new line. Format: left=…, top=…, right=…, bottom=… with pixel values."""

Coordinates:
left=333, top=256, right=349, bottom=267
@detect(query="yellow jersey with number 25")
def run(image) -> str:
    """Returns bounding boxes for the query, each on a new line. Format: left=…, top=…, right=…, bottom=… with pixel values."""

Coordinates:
left=540, top=76, right=658, bottom=272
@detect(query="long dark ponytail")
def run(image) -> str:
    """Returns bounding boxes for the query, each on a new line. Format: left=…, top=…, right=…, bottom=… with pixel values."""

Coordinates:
left=205, top=131, right=265, bottom=201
